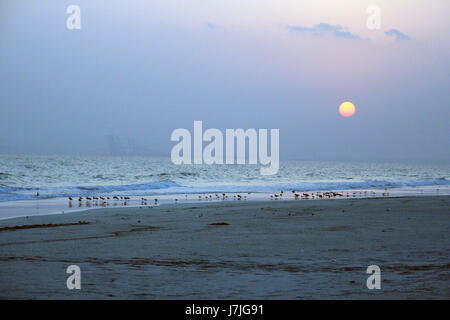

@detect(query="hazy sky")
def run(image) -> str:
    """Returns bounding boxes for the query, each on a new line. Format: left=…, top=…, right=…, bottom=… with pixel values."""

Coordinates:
left=0, top=0, right=449, bottom=162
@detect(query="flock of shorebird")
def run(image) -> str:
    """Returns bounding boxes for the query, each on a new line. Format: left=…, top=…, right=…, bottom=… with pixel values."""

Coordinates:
left=270, top=190, right=386, bottom=200
left=67, top=196, right=158, bottom=207
left=67, top=189, right=390, bottom=207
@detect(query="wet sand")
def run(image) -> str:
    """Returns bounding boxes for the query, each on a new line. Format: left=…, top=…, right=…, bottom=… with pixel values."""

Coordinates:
left=0, top=196, right=449, bottom=299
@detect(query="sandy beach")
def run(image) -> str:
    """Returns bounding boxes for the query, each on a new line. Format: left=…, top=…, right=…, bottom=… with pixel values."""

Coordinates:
left=0, top=195, right=448, bottom=299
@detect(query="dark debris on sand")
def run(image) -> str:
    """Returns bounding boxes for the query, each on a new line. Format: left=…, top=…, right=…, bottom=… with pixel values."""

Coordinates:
left=0, top=221, right=90, bottom=232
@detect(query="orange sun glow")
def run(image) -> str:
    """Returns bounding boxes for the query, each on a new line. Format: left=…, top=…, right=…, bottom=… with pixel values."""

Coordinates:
left=339, top=102, right=356, bottom=117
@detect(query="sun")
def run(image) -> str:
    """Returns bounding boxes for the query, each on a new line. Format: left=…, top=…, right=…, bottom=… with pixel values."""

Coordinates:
left=339, top=101, right=356, bottom=117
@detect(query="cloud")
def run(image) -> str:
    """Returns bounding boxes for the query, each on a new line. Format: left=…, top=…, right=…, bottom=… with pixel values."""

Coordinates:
left=288, top=23, right=362, bottom=40
left=385, top=29, right=410, bottom=42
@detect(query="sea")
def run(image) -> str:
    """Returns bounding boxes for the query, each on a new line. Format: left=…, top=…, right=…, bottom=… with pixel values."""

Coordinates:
left=0, top=154, right=449, bottom=219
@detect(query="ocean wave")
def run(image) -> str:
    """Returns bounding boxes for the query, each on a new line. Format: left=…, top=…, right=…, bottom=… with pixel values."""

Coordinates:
left=160, top=178, right=450, bottom=195
left=0, top=172, right=12, bottom=180
left=0, top=181, right=181, bottom=202
left=0, top=178, right=448, bottom=202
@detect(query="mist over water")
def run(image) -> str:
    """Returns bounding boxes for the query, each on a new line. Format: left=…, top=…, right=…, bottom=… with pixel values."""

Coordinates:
left=0, top=154, right=448, bottom=202
left=1, top=1, right=449, bottom=163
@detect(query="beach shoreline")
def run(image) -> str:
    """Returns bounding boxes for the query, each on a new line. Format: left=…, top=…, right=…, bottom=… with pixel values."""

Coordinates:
left=0, top=195, right=449, bottom=299
left=0, top=185, right=448, bottom=221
